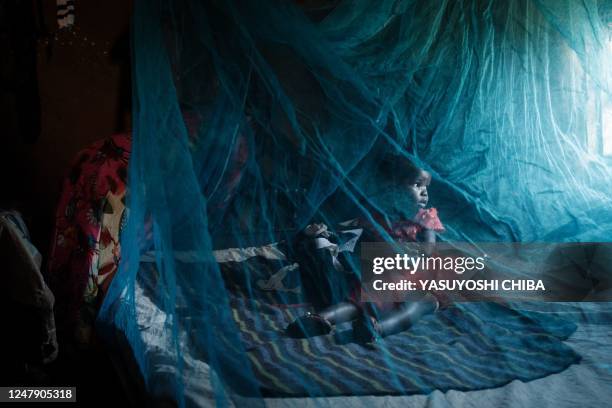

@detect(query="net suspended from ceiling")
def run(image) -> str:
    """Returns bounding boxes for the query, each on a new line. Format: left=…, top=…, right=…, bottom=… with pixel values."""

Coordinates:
left=98, top=0, right=612, bottom=406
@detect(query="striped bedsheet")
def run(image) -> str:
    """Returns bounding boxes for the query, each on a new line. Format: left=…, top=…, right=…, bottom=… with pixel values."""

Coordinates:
left=219, top=257, right=580, bottom=397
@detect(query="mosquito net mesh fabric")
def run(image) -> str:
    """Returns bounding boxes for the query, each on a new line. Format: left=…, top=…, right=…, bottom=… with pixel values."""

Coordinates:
left=98, top=0, right=612, bottom=406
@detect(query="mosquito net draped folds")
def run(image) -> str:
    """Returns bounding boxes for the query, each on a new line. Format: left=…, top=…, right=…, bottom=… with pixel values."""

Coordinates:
left=98, top=0, right=612, bottom=406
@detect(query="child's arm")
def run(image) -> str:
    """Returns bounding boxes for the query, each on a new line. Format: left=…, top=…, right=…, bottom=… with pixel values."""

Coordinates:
left=422, top=228, right=436, bottom=256
left=422, top=229, right=436, bottom=243
left=415, top=208, right=443, bottom=255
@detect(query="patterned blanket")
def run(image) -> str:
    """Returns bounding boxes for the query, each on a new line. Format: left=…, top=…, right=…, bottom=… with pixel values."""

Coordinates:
left=219, top=257, right=580, bottom=397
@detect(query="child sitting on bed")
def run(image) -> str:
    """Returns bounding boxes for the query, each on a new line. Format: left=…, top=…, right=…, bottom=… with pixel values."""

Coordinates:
left=286, top=154, right=444, bottom=343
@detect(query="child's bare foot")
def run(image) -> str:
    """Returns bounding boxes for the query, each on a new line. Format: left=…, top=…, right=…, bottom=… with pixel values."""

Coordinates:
left=352, top=315, right=381, bottom=343
left=286, top=313, right=333, bottom=338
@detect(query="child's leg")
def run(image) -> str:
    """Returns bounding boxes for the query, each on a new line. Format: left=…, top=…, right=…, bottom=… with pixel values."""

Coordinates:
left=376, top=296, right=438, bottom=336
left=286, top=302, right=360, bottom=338
left=319, top=302, right=360, bottom=324
left=353, top=293, right=439, bottom=342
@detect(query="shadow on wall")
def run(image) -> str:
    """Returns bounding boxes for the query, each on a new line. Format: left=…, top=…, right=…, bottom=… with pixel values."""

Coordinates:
left=0, top=0, right=133, bottom=262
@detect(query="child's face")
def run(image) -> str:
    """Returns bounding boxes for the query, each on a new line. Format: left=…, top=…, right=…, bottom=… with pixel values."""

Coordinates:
left=404, top=170, right=430, bottom=213
left=370, top=169, right=431, bottom=219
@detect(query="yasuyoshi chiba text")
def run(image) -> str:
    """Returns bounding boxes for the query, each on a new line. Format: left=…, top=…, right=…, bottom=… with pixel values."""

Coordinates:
left=371, top=279, right=546, bottom=291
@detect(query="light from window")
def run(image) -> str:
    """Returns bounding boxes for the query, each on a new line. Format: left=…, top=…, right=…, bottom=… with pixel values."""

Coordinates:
left=603, top=31, right=612, bottom=156
left=604, top=102, right=612, bottom=156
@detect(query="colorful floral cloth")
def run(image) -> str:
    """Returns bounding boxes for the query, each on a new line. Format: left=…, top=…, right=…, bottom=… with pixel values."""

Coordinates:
left=47, top=128, right=249, bottom=344
left=47, top=133, right=130, bottom=344
left=390, top=207, right=445, bottom=242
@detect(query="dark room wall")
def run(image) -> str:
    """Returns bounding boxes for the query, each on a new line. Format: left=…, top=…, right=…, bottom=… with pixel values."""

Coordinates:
left=2, top=0, right=132, bottom=259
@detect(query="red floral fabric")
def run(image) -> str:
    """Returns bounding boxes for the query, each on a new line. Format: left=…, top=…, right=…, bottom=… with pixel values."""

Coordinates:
left=390, top=208, right=445, bottom=242
left=47, top=133, right=131, bottom=341
left=47, top=128, right=249, bottom=344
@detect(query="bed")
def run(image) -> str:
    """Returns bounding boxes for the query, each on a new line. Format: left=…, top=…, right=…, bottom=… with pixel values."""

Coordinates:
left=46, top=132, right=612, bottom=407
left=103, top=244, right=612, bottom=407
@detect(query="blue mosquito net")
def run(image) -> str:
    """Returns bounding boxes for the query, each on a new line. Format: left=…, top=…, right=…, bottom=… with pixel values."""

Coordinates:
left=98, top=0, right=612, bottom=406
